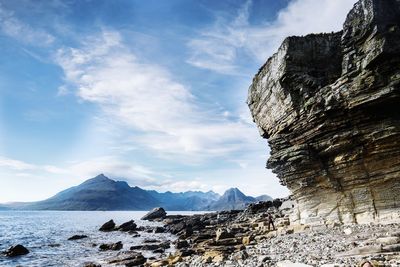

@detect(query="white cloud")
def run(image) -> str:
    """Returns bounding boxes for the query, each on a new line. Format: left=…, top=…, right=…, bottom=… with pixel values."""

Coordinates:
left=0, top=156, right=36, bottom=171
left=0, top=3, right=55, bottom=46
left=0, top=156, right=65, bottom=174
left=187, top=0, right=357, bottom=73
left=56, top=30, right=259, bottom=161
left=67, top=156, right=161, bottom=187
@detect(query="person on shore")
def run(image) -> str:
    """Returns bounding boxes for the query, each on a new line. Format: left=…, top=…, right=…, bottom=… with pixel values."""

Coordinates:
left=267, top=212, right=275, bottom=231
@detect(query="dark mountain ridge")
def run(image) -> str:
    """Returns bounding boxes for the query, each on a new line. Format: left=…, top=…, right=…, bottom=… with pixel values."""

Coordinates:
left=4, top=174, right=271, bottom=211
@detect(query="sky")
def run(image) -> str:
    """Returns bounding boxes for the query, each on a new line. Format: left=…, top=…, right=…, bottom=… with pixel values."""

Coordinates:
left=0, top=0, right=357, bottom=202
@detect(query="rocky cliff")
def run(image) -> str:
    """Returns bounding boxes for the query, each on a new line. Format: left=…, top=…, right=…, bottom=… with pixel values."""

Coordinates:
left=248, top=0, right=400, bottom=225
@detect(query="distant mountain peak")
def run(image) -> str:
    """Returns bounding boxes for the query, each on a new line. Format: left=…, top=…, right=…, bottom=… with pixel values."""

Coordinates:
left=223, top=187, right=246, bottom=198
left=94, top=173, right=109, bottom=180
left=4, top=175, right=271, bottom=211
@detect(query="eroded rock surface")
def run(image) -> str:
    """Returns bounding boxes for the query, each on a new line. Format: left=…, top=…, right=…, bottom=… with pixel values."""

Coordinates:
left=248, top=0, right=400, bottom=225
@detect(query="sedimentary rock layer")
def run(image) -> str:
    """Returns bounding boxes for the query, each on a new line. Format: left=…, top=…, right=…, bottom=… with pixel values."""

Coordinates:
left=248, top=0, right=400, bottom=224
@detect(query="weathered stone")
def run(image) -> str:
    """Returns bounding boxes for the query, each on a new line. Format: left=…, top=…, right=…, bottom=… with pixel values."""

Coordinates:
left=141, top=207, right=167, bottom=221
left=107, top=252, right=146, bottom=266
left=68, top=234, right=88, bottom=240
left=247, top=0, right=400, bottom=225
left=99, top=241, right=123, bottom=251
left=215, top=228, right=234, bottom=241
left=83, top=263, right=101, bottom=267
left=153, top=226, right=165, bottom=233
left=117, top=220, right=137, bottom=232
left=175, top=240, right=189, bottom=249
left=99, top=219, right=115, bottom=231
left=4, top=245, right=29, bottom=257
left=376, top=236, right=400, bottom=245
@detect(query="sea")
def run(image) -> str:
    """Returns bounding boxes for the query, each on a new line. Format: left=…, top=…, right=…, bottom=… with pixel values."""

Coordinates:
left=0, top=211, right=201, bottom=267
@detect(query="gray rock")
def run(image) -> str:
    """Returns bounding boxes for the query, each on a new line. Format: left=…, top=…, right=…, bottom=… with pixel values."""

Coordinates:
left=141, top=207, right=167, bottom=221
left=117, top=220, right=137, bottom=232
left=99, top=219, right=115, bottom=231
left=4, top=245, right=29, bottom=257
left=68, top=234, right=88, bottom=240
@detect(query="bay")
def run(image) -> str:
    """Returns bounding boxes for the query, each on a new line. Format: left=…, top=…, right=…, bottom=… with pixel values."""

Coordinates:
left=0, top=211, right=200, bottom=266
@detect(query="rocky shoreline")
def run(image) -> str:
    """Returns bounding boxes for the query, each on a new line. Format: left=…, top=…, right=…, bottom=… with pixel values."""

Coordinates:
left=3, top=201, right=400, bottom=266
left=81, top=200, right=400, bottom=266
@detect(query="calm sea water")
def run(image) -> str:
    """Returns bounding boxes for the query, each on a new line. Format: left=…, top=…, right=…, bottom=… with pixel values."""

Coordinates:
left=0, top=211, right=199, bottom=267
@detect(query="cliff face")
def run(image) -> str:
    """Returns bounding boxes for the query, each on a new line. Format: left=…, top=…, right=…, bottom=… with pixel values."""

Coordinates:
left=248, top=0, right=400, bottom=225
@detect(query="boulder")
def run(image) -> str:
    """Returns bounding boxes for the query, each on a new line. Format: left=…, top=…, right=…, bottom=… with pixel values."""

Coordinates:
left=83, top=263, right=101, bottom=267
left=99, top=219, right=115, bottom=231
left=175, top=239, right=189, bottom=249
left=4, top=244, right=29, bottom=257
left=130, top=244, right=160, bottom=251
left=99, top=241, right=123, bottom=251
left=215, top=228, right=234, bottom=241
left=68, top=234, right=88, bottom=240
left=141, top=207, right=167, bottom=221
left=108, top=252, right=146, bottom=266
left=153, top=226, right=165, bottom=233
left=117, top=220, right=137, bottom=232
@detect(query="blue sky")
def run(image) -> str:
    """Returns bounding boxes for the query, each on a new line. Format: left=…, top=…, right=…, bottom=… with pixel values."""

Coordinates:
left=0, top=0, right=356, bottom=202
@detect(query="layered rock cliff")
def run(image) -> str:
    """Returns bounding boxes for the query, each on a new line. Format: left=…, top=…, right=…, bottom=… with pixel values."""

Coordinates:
left=248, top=0, right=400, bottom=225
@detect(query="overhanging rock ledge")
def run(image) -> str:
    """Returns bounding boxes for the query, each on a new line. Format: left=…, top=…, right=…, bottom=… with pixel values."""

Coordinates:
left=247, top=0, right=400, bottom=225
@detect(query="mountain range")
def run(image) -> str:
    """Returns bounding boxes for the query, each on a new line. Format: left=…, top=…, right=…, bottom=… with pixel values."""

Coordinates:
left=4, top=174, right=271, bottom=211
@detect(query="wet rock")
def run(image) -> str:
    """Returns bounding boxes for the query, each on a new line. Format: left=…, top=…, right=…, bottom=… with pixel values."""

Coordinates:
left=141, top=207, right=166, bottom=221
left=117, top=220, right=137, bottom=232
left=68, top=234, right=88, bottom=240
left=159, top=241, right=170, bottom=249
left=130, top=244, right=160, bottom=251
left=99, top=241, right=123, bottom=251
left=108, top=252, right=146, bottom=266
left=83, top=263, right=101, bottom=267
left=153, top=226, right=165, bottom=233
left=4, top=244, right=29, bottom=257
left=144, top=239, right=159, bottom=243
left=99, top=219, right=115, bottom=231
left=175, top=240, right=189, bottom=249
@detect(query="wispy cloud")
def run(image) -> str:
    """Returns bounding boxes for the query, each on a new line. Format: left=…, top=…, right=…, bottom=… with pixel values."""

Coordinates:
left=187, top=0, right=356, bottom=73
left=0, top=156, right=65, bottom=174
left=0, top=3, right=55, bottom=46
left=55, top=30, right=259, bottom=162
left=67, top=156, right=162, bottom=187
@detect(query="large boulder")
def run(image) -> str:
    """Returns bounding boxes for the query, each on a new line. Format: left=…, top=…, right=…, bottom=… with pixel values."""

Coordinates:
left=141, top=207, right=166, bottom=221
left=4, top=244, right=29, bottom=257
left=117, top=220, right=137, bottom=232
left=99, top=219, right=115, bottom=231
